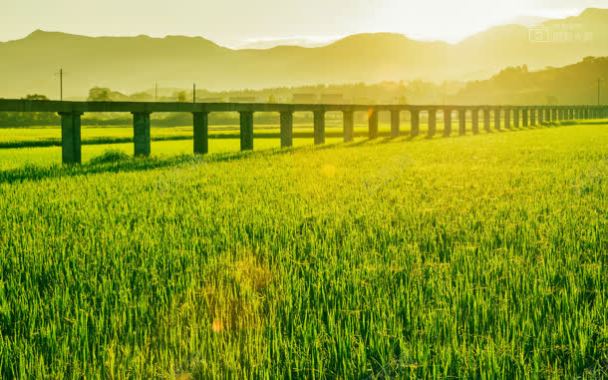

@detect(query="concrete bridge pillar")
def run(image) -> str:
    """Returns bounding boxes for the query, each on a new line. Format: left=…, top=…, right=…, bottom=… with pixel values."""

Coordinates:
left=390, top=110, right=400, bottom=138
left=540, top=109, right=547, bottom=124
left=522, top=108, right=529, bottom=127
left=550, top=109, right=556, bottom=123
left=240, top=111, right=254, bottom=151
left=483, top=109, right=491, bottom=131
left=314, top=110, right=325, bottom=145
left=59, top=111, right=82, bottom=164
left=193, top=112, right=209, bottom=155
left=513, top=108, right=520, bottom=128
left=133, top=112, right=151, bottom=157
left=428, top=109, right=437, bottom=137
left=368, top=109, right=378, bottom=139
left=443, top=109, right=452, bottom=136
left=494, top=108, right=501, bottom=130
left=280, top=111, right=294, bottom=148
left=504, top=108, right=511, bottom=129
left=458, top=109, right=466, bottom=135
left=410, top=109, right=420, bottom=136
left=530, top=109, right=536, bottom=126
left=343, top=110, right=354, bottom=142
left=472, top=109, right=479, bottom=134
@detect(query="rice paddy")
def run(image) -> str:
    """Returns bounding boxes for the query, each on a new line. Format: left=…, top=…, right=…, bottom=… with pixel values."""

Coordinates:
left=0, top=121, right=607, bottom=378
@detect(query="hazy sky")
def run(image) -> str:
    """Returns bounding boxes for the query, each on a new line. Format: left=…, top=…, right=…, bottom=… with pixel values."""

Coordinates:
left=1, top=0, right=607, bottom=47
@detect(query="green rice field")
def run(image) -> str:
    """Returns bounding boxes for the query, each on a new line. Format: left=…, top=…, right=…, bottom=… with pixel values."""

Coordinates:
left=0, top=121, right=606, bottom=378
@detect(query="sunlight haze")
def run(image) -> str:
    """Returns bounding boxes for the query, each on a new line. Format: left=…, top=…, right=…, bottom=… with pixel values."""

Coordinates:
left=1, top=0, right=606, bottom=47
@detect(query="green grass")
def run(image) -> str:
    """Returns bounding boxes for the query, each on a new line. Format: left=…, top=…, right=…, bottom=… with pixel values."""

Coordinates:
left=0, top=123, right=607, bottom=378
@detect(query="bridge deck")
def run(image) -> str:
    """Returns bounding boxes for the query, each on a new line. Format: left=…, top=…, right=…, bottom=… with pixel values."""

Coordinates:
left=0, top=99, right=593, bottom=113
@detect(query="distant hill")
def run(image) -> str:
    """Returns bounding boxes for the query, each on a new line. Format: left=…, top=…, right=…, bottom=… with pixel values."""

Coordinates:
left=0, top=8, right=607, bottom=98
left=452, top=56, right=608, bottom=105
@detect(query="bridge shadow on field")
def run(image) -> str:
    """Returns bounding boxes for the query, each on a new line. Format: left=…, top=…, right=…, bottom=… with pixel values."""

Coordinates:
left=0, top=143, right=344, bottom=185
left=0, top=121, right=589, bottom=185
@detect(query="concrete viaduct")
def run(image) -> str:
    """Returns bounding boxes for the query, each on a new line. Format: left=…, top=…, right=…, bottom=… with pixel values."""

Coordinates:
left=0, top=99, right=607, bottom=164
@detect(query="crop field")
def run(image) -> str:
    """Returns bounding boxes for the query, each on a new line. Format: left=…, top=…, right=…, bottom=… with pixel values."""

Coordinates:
left=0, top=122, right=607, bottom=378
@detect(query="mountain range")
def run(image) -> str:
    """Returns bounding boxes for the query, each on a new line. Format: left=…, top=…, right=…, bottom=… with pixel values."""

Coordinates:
left=1, top=8, right=607, bottom=99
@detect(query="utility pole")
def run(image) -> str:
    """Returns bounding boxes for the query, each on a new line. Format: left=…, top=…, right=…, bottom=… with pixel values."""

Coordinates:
left=193, top=83, right=196, bottom=103
left=59, top=68, right=63, bottom=101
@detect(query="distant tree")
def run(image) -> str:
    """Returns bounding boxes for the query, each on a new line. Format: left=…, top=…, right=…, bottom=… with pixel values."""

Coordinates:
left=88, top=87, right=112, bottom=101
left=129, top=91, right=154, bottom=101
left=175, top=91, right=188, bottom=102
left=23, top=94, right=48, bottom=100
left=268, top=94, right=277, bottom=103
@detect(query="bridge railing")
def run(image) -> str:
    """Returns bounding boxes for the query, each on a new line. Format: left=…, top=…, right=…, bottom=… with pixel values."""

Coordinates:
left=1, top=99, right=607, bottom=164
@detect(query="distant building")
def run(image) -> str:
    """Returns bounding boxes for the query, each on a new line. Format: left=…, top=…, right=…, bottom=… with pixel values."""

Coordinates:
left=292, top=93, right=317, bottom=104
left=353, top=97, right=375, bottom=105
left=320, top=94, right=344, bottom=104
left=229, top=96, right=257, bottom=103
